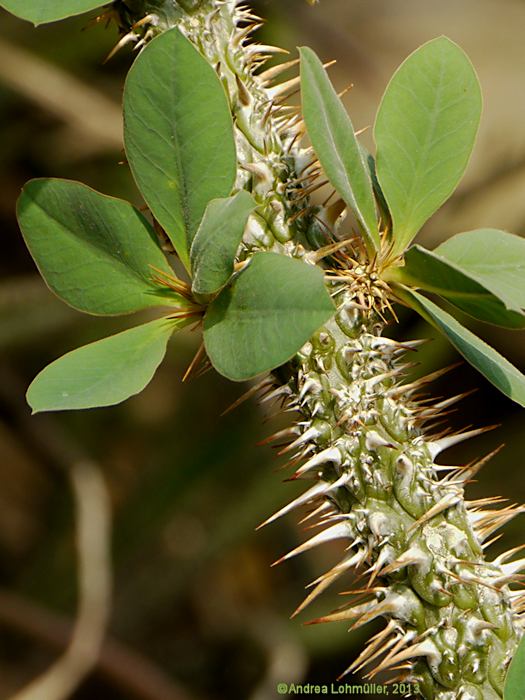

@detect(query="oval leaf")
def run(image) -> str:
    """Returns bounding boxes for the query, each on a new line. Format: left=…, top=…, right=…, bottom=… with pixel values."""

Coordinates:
left=390, top=245, right=525, bottom=329
left=190, top=191, right=257, bottom=296
left=17, top=179, right=181, bottom=316
left=203, top=253, right=335, bottom=381
left=375, top=37, right=482, bottom=255
left=27, top=318, right=182, bottom=412
left=504, top=635, right=525, bottom=700
left=0, top=0, right=106, bottom=24
left=436, top=229, right=525, bottom=312
left=300, top=47, right=379, bottom=254
left=124, top=28, right=237, bottom=270
left=399, top=288, right=525, bottom=407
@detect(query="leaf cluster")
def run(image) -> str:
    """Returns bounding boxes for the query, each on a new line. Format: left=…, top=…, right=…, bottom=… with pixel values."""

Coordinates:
left=17, top=28, right=334, bottom=411
left=300, top=38, right=525, bottom=408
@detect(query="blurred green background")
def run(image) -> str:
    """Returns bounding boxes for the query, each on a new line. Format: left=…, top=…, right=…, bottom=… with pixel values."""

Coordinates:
left=0, top=1, right=525, bottom=698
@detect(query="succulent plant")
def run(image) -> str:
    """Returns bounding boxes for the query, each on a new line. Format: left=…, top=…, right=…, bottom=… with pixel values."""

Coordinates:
left=3, top=0, right=525, bottom=697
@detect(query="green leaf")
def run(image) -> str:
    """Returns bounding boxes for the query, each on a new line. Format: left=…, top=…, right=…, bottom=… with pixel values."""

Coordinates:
left=0, top=0, right=106, bottom=24
left=17, top=179, right=182, bottom=316
left=399, top=288, right=525, bottom=407
left=389, top=245, right=525, bottom=329
left=203, top=252, right=335, bottom=381
left=124, top=28, right=237, bottom=271
left=300, top=47, right=379, bottom=254
left=190, top=192, right=257, bottom=296
left=360, top=144, right=391, bottom=228
left=27, top=318, right=183, bottom=412
left=375, top=36, right=482, bottom=256
left=436, top=228, right=525, bottom=312
left=504, top=635, right=525, bottom=700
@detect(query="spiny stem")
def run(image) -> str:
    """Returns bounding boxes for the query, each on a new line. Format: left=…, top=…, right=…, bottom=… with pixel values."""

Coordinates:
left=116, top=2, right=523, bottom=696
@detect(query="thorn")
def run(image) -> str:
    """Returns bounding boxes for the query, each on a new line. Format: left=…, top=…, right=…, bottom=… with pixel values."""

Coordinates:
left=277, top=425, right=322, bottom=455
left=292, top=550, right=364, bottom=618
left=257, top=479, right=333, bottom=530
left=380, top=547, right=426, bottom=576
left=258, top=58, right=300, bottom=84
left=348, top=597, right=402, bottom=631
left=467, top=495, right=508, bottom=509
left=245, top=44, right=290, bottom=58
left=292, top=180, right=329, bottom=201
left=482, top=533, right=503, bottom=550
left=428, top=425, right=499, bottom=459
left=496, top=560, right=525, bottom=583
left=289, top=169, right=322, bottom=187
left=337, top=84, right=354, bottom=99
left=131, top=13, right=156, bottom=30
left=292, top=446, right=342, bottom=478
left=182, top=342, right=206, bottom=383
left=322, top=188, right=337, bottom=208
left=104, top=30, right=139, bottom=63
left=271, top=521, right=352, bottom=566
left=291, top=572, right=339, bottom=619
left=234, top=21, right=263, bottom=46
left=369, top=337, right=412, bottom=354
left=235, top=74, right=252, bottom=106
left=433, top=389, right=477, bottom=411
left=455, top=445, right=504, bottom=483
left=384, top=671, right=412, bottom=685
left=475, top=505, right=525, bottom=540
left=266, top=74, right=301, bottom=100
left=408, top=491, right=462, bottom=533
left=305, top=597, right=377, bottom=626
left=376, top=639, right=440, bottom=667
left=298, top=376, right=320, bottom=404
left=339, top=620, right=398, bottom=677
left=193, top=358, right=212, bottom=380
left=297, top=501, right=334, bottom=525
left=365, top=632, right=421, bottom=679
left=149, top=265, right=193, bottom=298
left=259, top=384, right=293, bottom=405
left=402, top=338, right=430, bottom=350
left=338, top=585, right=387, bottom=597
left=387, top=363, right=461, bottom=398
left=288, top=206, right=315, bottom=225
left=308, top=238, right=354, bottom=264
left=221, top=377, right=272, bottom=416
left=492, top=543, right=525, bottom=567
left=365, top=547, right=391, bottom=587
left=365, top=430, right=397, bottom=451
left=447, top=569, right=501, bottom=593
left=256, top=426, right=299, bottom=447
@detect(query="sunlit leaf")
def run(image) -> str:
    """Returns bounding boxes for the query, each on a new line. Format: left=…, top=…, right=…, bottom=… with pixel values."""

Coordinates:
left=17, top=179, right=182, bottom=316
left=300, top=46, right=379, bottom=254
left=504, top=635, right=525, bottom=700
left=124, top=28, right=236, bottom=270
left=437, top=228, right=525, bottom=312
left=389, top=245, right=525, bottom=329
left=27, top=318, right=184, bottom=412
left=375, top=36, right=482, bottom=256
left=399, top=288, right=525, bottom=407
left=204, top=253, right=335, bottom=381
left=190, top=192, right=257, bottom=296
left=0, top=0, right=106, bottom=23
